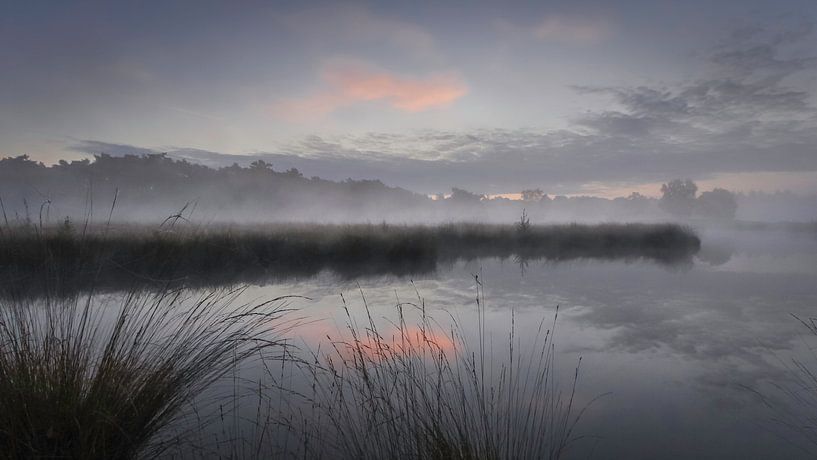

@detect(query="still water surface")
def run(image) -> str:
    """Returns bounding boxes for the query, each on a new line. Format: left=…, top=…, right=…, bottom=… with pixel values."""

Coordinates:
left=228, top=226, right=817, bottom=459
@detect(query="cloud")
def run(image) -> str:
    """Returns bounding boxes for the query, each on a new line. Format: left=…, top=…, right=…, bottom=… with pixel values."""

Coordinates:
left=571, top=21, right=816, bottom=143
left=273, top=62, right=467, bottom=120
left=533, top=15, right=612, bottom=43
left=69, top=23, right=817, bottom=196
left=496, top=14, right=613, bottom=45
left=713, top=21, right=816, bottom=73
left=278, top=4, right=442, bottom=63
left=68, top=140, right=158, bottom=158
left=67, top=119, right=817, bottom=197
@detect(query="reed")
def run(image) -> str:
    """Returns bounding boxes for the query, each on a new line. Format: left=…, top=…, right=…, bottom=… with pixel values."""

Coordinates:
left=0, top=288, right=296, bottom=459
left=286, top=280, right=594, bottom=459
left=0, top=222, right=701, bottom=297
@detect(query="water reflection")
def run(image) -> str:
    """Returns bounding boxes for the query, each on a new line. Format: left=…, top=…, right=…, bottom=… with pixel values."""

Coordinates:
left=3, top=228, right=815, bottom=458
left=0, top=240, right=699, bottom=299
left=238, top=228, right=817, bottom=459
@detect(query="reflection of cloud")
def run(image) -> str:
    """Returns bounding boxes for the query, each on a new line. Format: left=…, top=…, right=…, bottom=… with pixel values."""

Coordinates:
left=563, top=273, right=810, bottom=362
left=273, top=62, right=467, bottom=120
left=464, top=253, right=815, bottom=364
left=298, top=319, right=458, bottom=362
left=335, top=324, right=457, bottom=361
left=458, top=251, right=817, bottom=408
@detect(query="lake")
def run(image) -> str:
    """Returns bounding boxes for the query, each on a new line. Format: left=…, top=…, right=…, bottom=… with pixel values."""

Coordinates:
left=214, top=225, right=817, bottom=459
left=5, top=225, right=815, bottom=458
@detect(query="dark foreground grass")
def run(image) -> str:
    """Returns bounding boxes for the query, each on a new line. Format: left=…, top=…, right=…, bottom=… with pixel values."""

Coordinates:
left=745, top=315, right=817, bottom=456
left=0, top=277, right=592, bottom=459
left=0, top=222, right=700, bottom=297
left=0, top=288, right=295, bottom=459
left=271, top=281, right=595, bottom=460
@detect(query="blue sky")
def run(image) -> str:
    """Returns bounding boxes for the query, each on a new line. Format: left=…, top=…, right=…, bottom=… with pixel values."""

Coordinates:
left=2, top=0, right=816, bottom=196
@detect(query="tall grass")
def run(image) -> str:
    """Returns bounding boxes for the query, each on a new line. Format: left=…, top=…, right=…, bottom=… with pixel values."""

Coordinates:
left=744, top=314, right=817, bottom=456
left=0, top=222, right=701, bottom=297
left=287, top=280, right=592, bottom=459
left=0, top=288, right=297, bottom=459
left=0, top=212, right=610, bottom=457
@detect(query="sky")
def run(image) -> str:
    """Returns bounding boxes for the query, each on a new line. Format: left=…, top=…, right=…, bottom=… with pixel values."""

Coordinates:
left=1, top=0, right=816, bottom=197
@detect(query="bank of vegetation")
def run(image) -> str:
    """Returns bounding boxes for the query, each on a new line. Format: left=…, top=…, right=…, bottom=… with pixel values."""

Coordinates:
left=0, top=222, right=700, bottom=297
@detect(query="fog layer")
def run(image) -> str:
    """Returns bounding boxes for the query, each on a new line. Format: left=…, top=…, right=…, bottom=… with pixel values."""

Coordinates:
left=1, top=154, right=815, bottom=224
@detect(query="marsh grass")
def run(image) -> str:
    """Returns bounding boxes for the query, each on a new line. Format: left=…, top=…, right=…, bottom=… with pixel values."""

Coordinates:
left=0, top=213, right=619, bottom=457
left=0, top=222, right=700, bottom=297
left=0, top=287, right=298, bottom=459
left=743, top=314, right=817, bottom=456
left=283, top=280, right=594, bottom=459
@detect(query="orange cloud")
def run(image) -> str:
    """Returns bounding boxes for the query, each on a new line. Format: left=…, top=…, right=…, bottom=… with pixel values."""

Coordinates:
left=274, top=63, right=467, bottom=120
left=296, top=319, right=458, bottom=362
left=331, top=324, right=458, bottom=362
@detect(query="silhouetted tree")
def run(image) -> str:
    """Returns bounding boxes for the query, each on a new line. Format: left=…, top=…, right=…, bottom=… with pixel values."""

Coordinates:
left=448, top=187, right=484, bottom=204
left=521, top=188, right=546, bottom=202
left=0, top=154, right=430, bottom=223
left=615, top=192, right=652, bottom=216
left=249, top=160, right=272, bottom=171
left=660, top=179, right=698, bottom=218
left=696, top=188, right=737, bottom=220
left=516, top=208, right=531, bottom=233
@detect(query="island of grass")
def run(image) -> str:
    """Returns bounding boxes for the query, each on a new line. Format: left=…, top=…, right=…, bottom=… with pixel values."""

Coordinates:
left=0, top=222, right=700, bottom=296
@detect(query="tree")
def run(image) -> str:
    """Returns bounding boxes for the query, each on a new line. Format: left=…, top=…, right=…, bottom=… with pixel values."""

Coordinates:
left=696, top=188, right=737, bottom=220
left=249, top=160, right=272, bottom=171
left=516, top=208, right=531, bottom=233
left=448, top=187, right=484, bottom=204
left=659, top=179, right=697, bottom=218
left=618, top=192, right=651, bottom=215
left=521, top=188, right=546, bottom=203
left=284, top=167, right=302, bottom=178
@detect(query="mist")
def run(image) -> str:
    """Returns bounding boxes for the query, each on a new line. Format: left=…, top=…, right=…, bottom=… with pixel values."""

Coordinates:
left=3, top=2, right=817, bottom=458
left=2, top=153, right=814, bottom=226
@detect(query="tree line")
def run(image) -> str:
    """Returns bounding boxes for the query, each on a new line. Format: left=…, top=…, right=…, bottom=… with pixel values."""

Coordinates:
left=0, top=153, right=739, bottom=223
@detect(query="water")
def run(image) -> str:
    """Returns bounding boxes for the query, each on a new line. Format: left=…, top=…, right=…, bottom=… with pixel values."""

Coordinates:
left=10, top=226, right=815, bottom=458
left=230, top=226, right=817, bottom=459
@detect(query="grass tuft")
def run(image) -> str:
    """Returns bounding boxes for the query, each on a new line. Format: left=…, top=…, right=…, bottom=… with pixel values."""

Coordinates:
left=285, top=280, right=594, bottom=459
left=0, top=288, right=296, bottom=459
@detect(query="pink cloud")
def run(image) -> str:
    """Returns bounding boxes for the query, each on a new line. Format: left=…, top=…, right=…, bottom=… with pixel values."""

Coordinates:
left=274, top=63, right=467, bottom=120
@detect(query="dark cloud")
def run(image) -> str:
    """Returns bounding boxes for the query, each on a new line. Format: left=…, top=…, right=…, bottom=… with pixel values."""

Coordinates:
left=574, top=23, right=816, bottom=135
left=68, top=140, right=158, bottom=158
left=716, top=20, right=815, bottom=69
